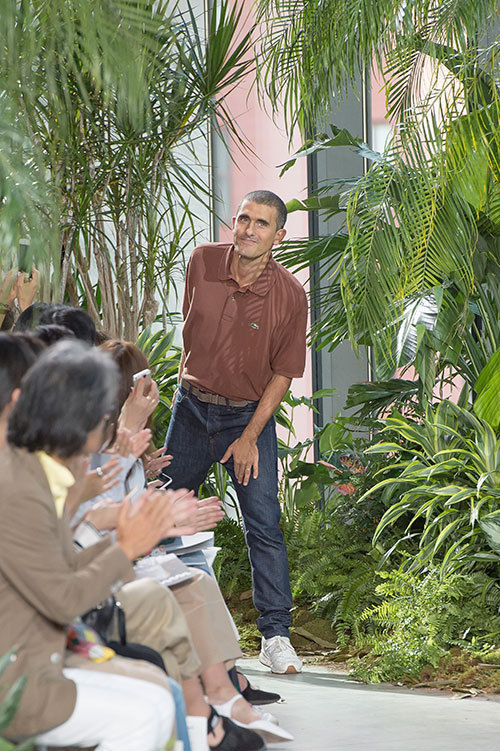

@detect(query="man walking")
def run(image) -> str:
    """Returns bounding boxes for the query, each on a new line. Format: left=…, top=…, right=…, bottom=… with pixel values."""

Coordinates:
left=163, top=190, right=307, bottom=673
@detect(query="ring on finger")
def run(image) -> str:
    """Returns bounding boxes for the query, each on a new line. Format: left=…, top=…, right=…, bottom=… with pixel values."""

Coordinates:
left=96, top=467, right=103, bottom=477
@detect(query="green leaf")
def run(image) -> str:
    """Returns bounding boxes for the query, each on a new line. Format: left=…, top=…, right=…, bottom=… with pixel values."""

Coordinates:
left=279, top=125, right=361, bottom=175
left=293, top=479, right=320, bottom=508
left=0, top=675, right=26, bottom=733
left=479, top=514, right=500, bottom=554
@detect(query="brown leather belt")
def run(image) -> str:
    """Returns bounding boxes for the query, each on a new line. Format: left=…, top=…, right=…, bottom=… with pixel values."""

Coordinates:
left=180, top=379, right=254, bottom=407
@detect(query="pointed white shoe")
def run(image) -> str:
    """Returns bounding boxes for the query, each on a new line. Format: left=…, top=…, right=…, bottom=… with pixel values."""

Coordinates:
left=212, top=694, right=294, bottom=743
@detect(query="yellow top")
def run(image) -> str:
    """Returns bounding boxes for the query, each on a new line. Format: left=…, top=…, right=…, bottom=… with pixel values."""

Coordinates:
left=36, top=451, right=75, bottom=518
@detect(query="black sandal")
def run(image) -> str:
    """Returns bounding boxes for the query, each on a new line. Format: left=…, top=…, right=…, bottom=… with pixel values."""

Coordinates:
left=229, top=667, right=281, bottom=706
left=208, top=706, right=266, bottom=750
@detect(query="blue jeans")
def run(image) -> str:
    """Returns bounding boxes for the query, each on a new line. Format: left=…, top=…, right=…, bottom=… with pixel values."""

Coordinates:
left=162, top=386, right=292, bottom=638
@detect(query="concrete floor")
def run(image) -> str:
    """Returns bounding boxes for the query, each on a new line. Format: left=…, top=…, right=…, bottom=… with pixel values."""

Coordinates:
left=237, top=657, right=500, bottom=750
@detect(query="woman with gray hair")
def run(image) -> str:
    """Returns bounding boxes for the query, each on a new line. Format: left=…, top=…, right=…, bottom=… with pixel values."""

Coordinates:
left=0, top=340, right=194, bottom=750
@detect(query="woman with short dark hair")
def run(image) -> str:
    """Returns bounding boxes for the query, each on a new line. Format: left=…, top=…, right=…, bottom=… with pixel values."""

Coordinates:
left=0, top=340, right=181, bottom=750
left=0, top=333, right=37, bottom=448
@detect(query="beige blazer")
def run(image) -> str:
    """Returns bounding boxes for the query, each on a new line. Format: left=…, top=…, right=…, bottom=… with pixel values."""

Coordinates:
left=0, top=445, right=134, bottom=739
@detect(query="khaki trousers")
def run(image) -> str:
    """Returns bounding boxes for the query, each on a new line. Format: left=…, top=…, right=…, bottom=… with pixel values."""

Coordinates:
left=111, top=577, right=201, bottom=682
left=171, top=570, right=242, bottom=673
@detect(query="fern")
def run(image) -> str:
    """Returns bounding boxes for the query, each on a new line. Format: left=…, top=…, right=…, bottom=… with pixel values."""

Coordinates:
left=282, top=510, right=382, bottom=644
left=349, top=567, right=500, bottom=682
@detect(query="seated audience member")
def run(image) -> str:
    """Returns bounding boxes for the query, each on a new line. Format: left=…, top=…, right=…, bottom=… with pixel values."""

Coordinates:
left=15, top=301, right=97, bottom=345
left=0, top=341, right=182, bottom=750
left=0, top=336, right=271, bottom=750
left=13, top=300, right=58, bottom=331
left=74, top=339, right=290, bottom=746
left=51, top=305, right=97, bottom=345
left=32, top=323, right=76, bottom=346
left=0, top=333, right=37, bottom=448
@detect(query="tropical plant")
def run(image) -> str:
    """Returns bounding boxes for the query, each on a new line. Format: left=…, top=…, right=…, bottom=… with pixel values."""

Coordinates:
left=362, top=399, right=500, bottom=574
left=213, top=517, right=252, bottom=597
left=283, top=508, right=383, bottom=645
left=349, top=567, right=500, bottom=683
left=259, top=0, right=500, bottom=407
left=0, top=649, right=31, bottom=750
left=136, top=325, right=182, bottom=446
left=0, top=0, right=254, bottom=338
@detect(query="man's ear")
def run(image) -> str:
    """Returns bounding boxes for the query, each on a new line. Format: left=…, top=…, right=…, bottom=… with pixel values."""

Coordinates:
left=232, top=216, right=236, bottom=229
left=273, top=228, right=286, bottom=246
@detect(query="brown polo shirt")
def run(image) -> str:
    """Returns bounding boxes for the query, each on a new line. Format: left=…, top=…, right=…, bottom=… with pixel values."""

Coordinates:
left=181, top=243, right=307, bottom=401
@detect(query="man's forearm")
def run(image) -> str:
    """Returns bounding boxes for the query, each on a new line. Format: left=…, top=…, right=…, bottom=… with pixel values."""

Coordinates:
left=242, top=374, right=291, bottom=443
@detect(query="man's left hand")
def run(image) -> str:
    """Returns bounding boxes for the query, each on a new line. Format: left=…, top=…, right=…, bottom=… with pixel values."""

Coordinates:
left=221, top=435, right=259, bottom=485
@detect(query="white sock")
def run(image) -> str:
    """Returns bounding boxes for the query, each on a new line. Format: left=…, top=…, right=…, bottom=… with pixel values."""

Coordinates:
left=186, top=715, right=209, bottom=751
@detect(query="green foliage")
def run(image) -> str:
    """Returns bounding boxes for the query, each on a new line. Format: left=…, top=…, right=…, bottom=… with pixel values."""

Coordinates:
left=474, top=346, right=500, bottom=429
left=0, top=0, right=254, bottom=338
left=0, top=648, right=31, bottom=750
left=256, top=0, right=497, bottom=134
left=283, top=509, right=382, bottom=646
left=213, top=518, right=252, bottom=597
left=259, top=0, right=500, bottom=413
left=364, top=400, right=500, bottom=573
left=136, top=325, right=181, bottom=446
left=350, top=568, right=500, bottom=683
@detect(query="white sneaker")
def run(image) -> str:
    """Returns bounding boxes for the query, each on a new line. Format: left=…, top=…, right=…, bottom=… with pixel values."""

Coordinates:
left=259, top=636, right=303, bottom=674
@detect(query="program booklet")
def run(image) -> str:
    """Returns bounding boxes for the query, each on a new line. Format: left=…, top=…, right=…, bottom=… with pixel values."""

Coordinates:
left=134, top=552, right=196, bottom=588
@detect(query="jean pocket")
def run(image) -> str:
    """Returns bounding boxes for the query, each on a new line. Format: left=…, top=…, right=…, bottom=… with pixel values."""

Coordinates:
left=176, top=386, right=189, bottom=405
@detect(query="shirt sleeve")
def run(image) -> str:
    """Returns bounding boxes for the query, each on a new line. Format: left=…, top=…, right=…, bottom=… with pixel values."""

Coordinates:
left=270, top=289, right=308, bottom=379
left=182, top=253, right=194, bottom=320
left=0, top=491, right=133, bottom=625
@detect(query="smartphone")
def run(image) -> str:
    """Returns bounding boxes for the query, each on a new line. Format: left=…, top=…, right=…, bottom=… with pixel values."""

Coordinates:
left=132, top=368, right=151, bottom=384
left=17, top=239, right=32, bottom=276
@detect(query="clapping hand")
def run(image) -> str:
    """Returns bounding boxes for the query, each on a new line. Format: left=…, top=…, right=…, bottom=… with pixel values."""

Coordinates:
left=144, top=447, right=172, bottom=479
left=117, top=487, right=197, bottom=560
left=80, top=456, right=122, bottom=502
left=167, top=490, right=225, bottom=533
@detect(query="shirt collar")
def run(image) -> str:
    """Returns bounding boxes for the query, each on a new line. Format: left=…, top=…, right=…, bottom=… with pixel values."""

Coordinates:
left=218, top=245, right=277, bottom=297
left=36, top=451, right=75, bottom=518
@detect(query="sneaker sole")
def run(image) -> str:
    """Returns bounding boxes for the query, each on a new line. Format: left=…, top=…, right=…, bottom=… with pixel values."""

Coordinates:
left=259, top=653, right=302, bottom=674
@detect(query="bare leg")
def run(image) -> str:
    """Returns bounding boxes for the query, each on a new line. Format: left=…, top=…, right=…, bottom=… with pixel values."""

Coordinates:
left=201, top=663, right=262, bottom=725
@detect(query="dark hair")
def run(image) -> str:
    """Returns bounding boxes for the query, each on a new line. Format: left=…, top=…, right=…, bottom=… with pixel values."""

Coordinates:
left=14, top=302, right=60, bottom=332
left=0, top=334, right=37, bottom=413
left=33, top=324, right=76, bottom=346
left=237, top=190, right=287, bottom=230
left=99, top=339, right=150, bottom=412
left=8, top=341, right=118, bottom=458
left=14, top=333, right=47, bottom=358
left=95, top=329, right=111, bottom=346
left=51, top=306, right=97, bottom=346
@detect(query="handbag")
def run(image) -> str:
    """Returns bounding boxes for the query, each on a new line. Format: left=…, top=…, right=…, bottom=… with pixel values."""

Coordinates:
left=81, top=595, right=126, bottom=644
left=82, top=595, right=167, bottom=672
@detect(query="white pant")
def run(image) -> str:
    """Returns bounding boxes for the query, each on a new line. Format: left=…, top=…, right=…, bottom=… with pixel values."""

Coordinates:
left=36, top=668, right=175, bottom=751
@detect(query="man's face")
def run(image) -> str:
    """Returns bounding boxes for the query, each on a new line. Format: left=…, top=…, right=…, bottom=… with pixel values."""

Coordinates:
left=232, top=200, right=286, bottom=261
